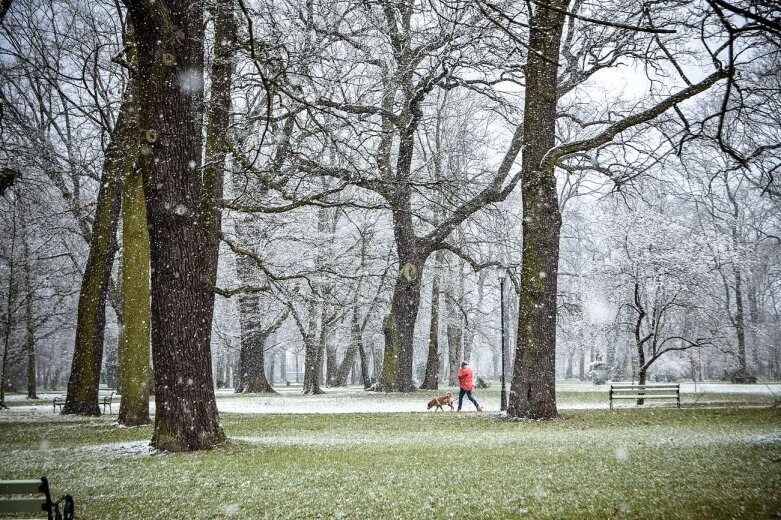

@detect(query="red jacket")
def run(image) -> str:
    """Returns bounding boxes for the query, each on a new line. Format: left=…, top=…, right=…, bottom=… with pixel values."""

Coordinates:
left=457, top=366, right=474, bottom=392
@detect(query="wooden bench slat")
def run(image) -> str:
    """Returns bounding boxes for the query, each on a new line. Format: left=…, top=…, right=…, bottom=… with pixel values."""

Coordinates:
left=611, top=394, right=680, bottom=399
left=0, top=481, right=43, bottom=495
left=611, top=391, right=678, bottom=395
left=610, top=385, right=679, bottom=389
left=609, top=383, right=680, bottom=409
left=0, top=498, right=47, bottom=513
left=611, top=387, right=678, bottom=391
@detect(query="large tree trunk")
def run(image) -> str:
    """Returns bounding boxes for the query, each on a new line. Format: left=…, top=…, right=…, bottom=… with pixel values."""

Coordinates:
left=380, top=124, right=423, bottom=392
left=240, top=334, right=274, bottom=393
left=117, top=159, right=151, bottom=425
left=127, top=0, right=224, bottom=451
left=381, top=263, right=423, bottom=393
left=507, top=2, right=566, bottom=420
left=420, top=250, right=443, bottom=390
left=62, top=89, right=125, bottom=416
left=235, top=256, right=274, bottom=394
left=117, top=30, right=151, bottom=426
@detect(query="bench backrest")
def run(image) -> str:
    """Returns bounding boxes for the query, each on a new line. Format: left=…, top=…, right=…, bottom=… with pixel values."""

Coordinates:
left=610, top=384, right=679, bottom=389
left=0, top=478, right=52, bottom=518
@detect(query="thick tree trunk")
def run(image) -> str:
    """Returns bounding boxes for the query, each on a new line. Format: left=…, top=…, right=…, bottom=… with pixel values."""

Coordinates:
left=420, top=250, right=443, bottom=390
left=235, top=259, right=275, bottom=394
left=117, top=124, right=151, bottom=426
left=62, top=92, right=125, bottom=416
left=128, top=0, right=224, bottom=451
left=507, top=2, right=566, bottom=420
left=380, top=125, right=423, bottom=393
left=116, top=33, right=151, bottom=426
left=381, top=262, right=423, bottom=392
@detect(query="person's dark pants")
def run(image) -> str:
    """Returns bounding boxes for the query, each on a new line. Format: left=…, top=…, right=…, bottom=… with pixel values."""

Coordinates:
left=458, top=389, right=479, bottom=410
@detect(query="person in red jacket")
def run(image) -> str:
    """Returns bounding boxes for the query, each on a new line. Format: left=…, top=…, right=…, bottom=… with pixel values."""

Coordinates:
left=456, top=361, right=483, bottom=412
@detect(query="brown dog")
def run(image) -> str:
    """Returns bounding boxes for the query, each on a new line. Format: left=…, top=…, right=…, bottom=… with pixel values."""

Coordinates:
left=427, top=392, right=454, bottom=411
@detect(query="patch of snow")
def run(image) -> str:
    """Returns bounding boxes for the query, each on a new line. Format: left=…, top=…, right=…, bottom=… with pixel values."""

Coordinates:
left=82, top=441, right=162, bottom=457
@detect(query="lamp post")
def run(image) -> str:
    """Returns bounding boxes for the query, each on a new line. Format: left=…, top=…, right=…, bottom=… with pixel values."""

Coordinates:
left=499, top=275, right=507, bottom=411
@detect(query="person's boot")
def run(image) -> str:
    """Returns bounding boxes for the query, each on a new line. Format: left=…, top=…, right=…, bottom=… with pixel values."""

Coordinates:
left=476, top=405, right=483, bottom=412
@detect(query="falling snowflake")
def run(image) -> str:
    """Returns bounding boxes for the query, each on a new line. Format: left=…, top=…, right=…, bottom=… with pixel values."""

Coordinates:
left=178, top=68, right=203, bottom=94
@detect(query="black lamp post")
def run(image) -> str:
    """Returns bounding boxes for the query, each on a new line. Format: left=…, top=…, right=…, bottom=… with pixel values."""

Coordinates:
left=499, top=275, right=507, bottom=412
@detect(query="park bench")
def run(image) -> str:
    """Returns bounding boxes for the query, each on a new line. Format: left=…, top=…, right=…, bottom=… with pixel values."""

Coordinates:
left=52, top=386, right=116, bottom=415
left=609, top=383, right=680, bottom=409
left=0, top=477, right=74, bottom=519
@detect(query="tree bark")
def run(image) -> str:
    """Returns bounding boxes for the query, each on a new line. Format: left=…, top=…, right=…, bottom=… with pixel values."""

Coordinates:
left=115, top=26, right=151, bottom=427
left=22, top=217, right=36, bottom=399
left=334, top=304, right=363, bottom=387
left=238, top=299, right=287, bottom=394
left=507, top=1, right=566, bottom=420
left=202, top=0, right=234, bottom=298
left=62, top=88, right=125, bottom=416
left=302, top=299, right=324, bottom=394
left=381, top=256, right=423, bottom=392
left=117, top=160, right=151, bottom=425
left=125, top=0, right=224, bottom=451
left=420, top=250, right=443, bottom=390
left=0, top=205, right=17, bottom=409
left=326, top=340, right=337, bottom=386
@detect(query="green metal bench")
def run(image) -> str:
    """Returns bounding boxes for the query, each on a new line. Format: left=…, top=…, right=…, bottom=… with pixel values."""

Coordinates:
left=53, top=386, right=116, bottom=414
left=609, top=383, right=680, bottom=409
left=0, top=477, right=73, bottom=519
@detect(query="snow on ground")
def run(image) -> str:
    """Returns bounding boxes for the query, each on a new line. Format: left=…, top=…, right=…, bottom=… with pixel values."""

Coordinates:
left=81, top=440, right=162, bottom=457
left=1, top=382, right=778, bottom=420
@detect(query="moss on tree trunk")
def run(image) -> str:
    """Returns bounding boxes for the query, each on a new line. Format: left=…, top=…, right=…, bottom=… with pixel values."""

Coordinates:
left=62, top=91, right=126, bottom=416
left=118, top=149, right=151, bottom=426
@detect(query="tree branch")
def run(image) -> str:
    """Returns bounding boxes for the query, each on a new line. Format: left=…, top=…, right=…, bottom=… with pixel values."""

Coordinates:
left=541, top=68, right=730, bottom=172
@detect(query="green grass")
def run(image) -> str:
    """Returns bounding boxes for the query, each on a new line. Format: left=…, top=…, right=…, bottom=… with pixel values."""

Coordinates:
left=1, top=407, right=779, bottom=519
